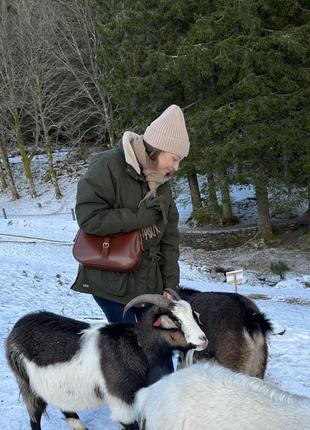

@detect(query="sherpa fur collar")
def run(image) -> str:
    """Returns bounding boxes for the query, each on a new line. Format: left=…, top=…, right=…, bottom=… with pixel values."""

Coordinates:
left=122, top=131, right=142, bottom=174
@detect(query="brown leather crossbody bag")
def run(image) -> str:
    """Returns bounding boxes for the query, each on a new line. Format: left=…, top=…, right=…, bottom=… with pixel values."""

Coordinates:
left=72, top=229, right=142, bottom=272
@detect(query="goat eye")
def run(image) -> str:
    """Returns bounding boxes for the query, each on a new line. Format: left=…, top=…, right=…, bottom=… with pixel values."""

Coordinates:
left=172, top=318, right=181, bottom=330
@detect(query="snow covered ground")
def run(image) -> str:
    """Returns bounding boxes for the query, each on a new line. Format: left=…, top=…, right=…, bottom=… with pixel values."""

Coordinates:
left=0, top=160, right=309, bottom=429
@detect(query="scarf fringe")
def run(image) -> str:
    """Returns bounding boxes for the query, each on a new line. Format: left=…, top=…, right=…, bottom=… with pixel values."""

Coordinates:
left=140, top=225, right=161, bottom=240
left=128, top=136, right=168, bottom=241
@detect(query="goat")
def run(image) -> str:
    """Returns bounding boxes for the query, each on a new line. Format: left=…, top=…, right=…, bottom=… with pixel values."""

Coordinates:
left=135, top=362, right=310, bottom=430
left=168, top=287, right=273, bottom=378
left=6, top=294, right=207, bottom=430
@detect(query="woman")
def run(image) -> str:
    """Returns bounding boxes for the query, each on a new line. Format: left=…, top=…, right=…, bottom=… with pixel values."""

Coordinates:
left=72, top=105, right=189, bottom=430
left=72, top=103, right=189, bottom=313
left=71, top=105, right=190, bottom=390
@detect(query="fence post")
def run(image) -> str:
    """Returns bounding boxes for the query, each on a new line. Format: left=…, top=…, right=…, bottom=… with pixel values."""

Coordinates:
left=2, top=208, right=7, bottom=219
left=71, top=208, right=76, bottom=221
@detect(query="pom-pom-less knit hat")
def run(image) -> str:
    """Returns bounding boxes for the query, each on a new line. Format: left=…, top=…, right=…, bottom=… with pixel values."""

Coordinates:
left=143, top=105, right=190, bottom=158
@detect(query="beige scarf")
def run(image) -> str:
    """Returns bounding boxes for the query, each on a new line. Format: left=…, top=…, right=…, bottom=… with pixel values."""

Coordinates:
left=131, top=138, right=171, bottom=197
left=125, top=133, right=171, bottom=240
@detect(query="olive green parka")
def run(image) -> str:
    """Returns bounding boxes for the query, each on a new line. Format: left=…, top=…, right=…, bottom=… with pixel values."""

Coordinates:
left=71, top=140, right=180, bottom=305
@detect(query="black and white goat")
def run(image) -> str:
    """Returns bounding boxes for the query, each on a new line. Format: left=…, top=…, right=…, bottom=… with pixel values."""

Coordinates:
left=6, top=294, right=207, bottom=430
left=171, top=288, right=274, bottom=378
left=135, top=362, right=310, bottom=430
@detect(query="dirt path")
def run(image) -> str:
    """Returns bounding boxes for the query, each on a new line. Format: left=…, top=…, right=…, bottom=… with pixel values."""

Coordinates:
left=180, top=244, right=310, bottom=276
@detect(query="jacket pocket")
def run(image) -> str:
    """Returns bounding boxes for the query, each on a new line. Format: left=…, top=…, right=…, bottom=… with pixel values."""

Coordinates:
left=98, top=269, right=129, bottom=297
left=78, top=266, right=129, bottom=297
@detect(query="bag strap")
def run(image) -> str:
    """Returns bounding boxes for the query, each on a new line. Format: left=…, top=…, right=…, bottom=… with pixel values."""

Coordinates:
left=101, top=236, right=110, bottom=258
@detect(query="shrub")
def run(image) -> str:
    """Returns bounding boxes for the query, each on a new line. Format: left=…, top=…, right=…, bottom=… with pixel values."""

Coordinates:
left=270, top=260, right=291, bottom=280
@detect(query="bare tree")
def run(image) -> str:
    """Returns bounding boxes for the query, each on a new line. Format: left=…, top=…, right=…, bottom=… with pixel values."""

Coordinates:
left=15, top=0, right=68, bottom=199
left=0, top=130, right=19, bottom=200
left=0, top=0, right=115, bottom=200
left=0, top=0, right=36, bottom=198
left=0, top=160, right=7, bottom=192
left=53, top=0, right=115, bottom=148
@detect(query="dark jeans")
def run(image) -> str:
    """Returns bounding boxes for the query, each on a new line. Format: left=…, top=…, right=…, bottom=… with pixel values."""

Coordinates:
left=93, top=294, right=174, bottom=384
left=93, top=295, right=148, bottom=323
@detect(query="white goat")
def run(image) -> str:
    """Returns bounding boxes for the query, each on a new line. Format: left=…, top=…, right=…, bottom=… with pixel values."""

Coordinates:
left=135, top=362, right=310, bottom=430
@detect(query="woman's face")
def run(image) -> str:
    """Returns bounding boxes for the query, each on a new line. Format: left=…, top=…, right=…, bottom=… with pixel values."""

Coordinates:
left=154, top=152, right=182, bottom=177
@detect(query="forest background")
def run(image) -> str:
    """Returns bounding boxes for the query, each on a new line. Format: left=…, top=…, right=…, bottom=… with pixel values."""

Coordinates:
left=0, top=0, right=309, bottom=243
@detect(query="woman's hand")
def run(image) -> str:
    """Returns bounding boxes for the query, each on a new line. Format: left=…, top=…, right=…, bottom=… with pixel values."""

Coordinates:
left=163, top=290, right=172, bottom=300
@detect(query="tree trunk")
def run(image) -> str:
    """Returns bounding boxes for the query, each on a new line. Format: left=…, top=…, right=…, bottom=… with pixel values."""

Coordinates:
left=0, top=140, right=19, bottom=200
left=101, top=90, right=115, bottom=147
left=34, top=111, right=41, bottom=149
left=15, top=116, right=37, bottom=198
left=187, top=171, right=202, bottom=212
left=206, top=173, right=221, bottom=222
left=42, top=124, right=62, bottom=199
left=307, top=178, right=310, bottom=235
left=219, top=169, right=238, bottom=226
left=0, top=161, right=7, bottom=192
left=0, top=164, right=7, bottom=192
left=253, top=174, right=274, bottom=242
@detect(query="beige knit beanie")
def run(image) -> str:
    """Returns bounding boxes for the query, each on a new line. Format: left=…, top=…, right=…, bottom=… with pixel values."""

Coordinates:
left=143, top=105, right=190, bottom=158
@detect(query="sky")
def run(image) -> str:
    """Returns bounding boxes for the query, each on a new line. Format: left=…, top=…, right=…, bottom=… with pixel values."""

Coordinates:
left=0, top=156, right=309, bottom=429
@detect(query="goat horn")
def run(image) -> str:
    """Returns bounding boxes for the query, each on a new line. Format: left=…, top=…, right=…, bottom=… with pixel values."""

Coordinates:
left=165, top=288, right=182, bottom=301
left=123, top=294, right=171, bottom=317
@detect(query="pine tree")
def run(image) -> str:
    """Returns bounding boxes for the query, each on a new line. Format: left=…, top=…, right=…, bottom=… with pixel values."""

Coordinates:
left=171, top=0, right=310, bottom=239
left=95, top=0, right=309, bottom=236
left=96, top=0, right=211, bottom=214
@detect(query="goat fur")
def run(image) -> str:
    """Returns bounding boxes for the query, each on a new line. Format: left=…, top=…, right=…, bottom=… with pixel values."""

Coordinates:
left=179, top=288, right=273, bottom=377
left=135, top=362, right=310, bottom=430
left=6, top=301, right=206, bottom=430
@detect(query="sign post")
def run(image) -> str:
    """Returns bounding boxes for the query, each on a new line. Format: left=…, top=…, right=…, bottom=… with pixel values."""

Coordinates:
left=226, top=269, right=244, bottom=293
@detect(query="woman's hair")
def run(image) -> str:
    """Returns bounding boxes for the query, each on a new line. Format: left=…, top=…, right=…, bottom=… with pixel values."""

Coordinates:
left=143, top=140, right=161, bottom=160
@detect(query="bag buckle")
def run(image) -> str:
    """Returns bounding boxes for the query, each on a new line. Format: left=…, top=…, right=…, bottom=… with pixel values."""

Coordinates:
left=102, top=242, right=110, bottom=248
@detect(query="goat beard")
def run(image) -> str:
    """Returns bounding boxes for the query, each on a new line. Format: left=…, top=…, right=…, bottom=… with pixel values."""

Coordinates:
left=177, top=343, right=197, bottom=353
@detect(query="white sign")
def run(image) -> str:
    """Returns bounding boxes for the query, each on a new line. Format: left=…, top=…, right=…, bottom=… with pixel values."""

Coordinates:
left=226, top=269, right=244, bottom=293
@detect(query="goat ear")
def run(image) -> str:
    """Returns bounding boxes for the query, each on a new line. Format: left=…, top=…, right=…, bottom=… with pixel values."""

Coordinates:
left=194, top=311, right=203, bottom=325
left=153, top=315, right=178, bottom=329
left=153, top=318, right=161, bottom=327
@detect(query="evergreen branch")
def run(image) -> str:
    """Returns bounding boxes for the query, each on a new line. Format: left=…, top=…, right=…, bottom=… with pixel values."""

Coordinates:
left=262, top=28, right=284, bottom=33
left=183, top=102, right=198, bottom=111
